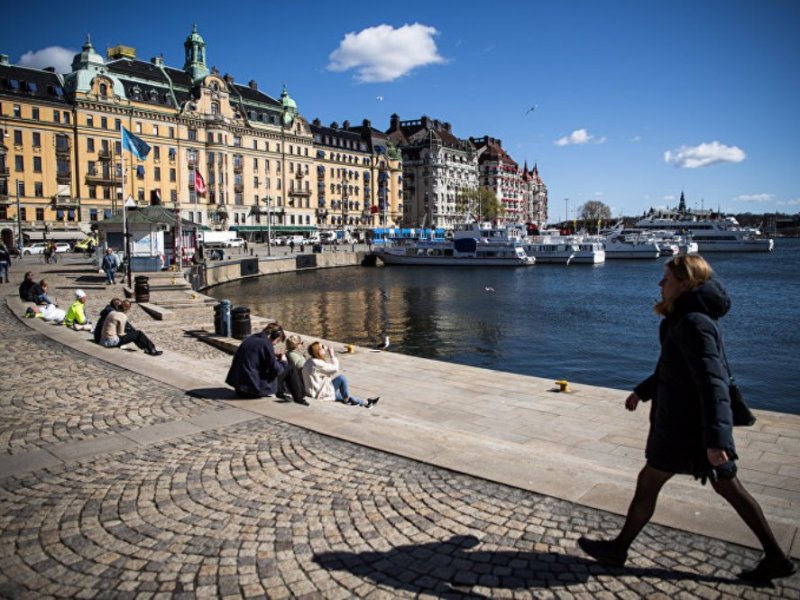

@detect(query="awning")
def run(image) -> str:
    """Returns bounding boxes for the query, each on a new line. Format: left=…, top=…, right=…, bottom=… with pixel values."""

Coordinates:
left=233, top=225, right=316, bottom=233
left=23, top=230, right=86, bottom=241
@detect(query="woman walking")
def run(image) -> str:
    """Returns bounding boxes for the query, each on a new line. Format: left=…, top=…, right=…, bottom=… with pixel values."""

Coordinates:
left=578, top=255, right=795, bottom=582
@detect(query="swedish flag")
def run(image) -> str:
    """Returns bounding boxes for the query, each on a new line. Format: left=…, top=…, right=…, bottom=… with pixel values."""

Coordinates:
left=121, top=127, right=151, bottom=160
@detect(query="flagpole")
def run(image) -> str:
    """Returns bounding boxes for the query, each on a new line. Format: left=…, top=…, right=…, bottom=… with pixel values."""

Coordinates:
left=120, top=127, right=132, bottom=289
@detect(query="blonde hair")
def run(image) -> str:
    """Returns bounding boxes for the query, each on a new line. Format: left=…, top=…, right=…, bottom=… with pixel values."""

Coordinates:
left=654, top=254, right=714, bottom=316
left=285, top=335, right=303, bottom=352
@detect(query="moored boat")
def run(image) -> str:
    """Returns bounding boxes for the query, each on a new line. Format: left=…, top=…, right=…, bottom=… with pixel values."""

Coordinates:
left=634, top=213, right=774, bottom=252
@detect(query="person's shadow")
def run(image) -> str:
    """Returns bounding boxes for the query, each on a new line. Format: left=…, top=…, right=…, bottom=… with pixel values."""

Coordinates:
left=313, top=534, right=736, bottom=597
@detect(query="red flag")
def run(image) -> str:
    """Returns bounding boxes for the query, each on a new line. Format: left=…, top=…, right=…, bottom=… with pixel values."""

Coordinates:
left=194, top=170, right=207, bottom=195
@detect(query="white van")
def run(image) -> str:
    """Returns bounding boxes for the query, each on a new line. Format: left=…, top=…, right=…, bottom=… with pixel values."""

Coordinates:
left=226, top=237, right=245, bottom=248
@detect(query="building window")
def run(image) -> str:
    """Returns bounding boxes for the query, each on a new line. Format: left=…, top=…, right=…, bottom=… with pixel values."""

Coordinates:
left=15, top=156, right=24, bottom=171
left=170, top=168, right=176, bottom=182
left=169, top=127, right=175, bottom=138
left=171, top=190, right=177, bottom=203
left=138, top=188, right=145, bottom=202
left=153, top=146, right=160, bottom=160
left=64, top=112, right=70, bottom=124
left=87, top=138, right=95, bottom=152
left=99, top=83, right=108, bottom=96
left=86, top=115, right=93, bottom=127
left=89, top=186, right=96, bottom=199
left=33, top=157, right=42, bottom=173
left=34, top=182, right=43, bottom=197
left=115, top=118, right=121, bottom=131
left=90, top=208, right=98, bottom=221
left=13, top=104, right=21, bottom=118
left=32, top=132, right=41, bottom=147
left=211, top=102, right=219, bottom=115
left=188, top=129, right=197, bottom=141
left=35, top=208, right=44, bottom=221
left=154, top=167, right=161, bottom=181
left=13, top=130, right=22, bottom=145
left=101, top=117, right=108, bottom=129
left=153, top=125, right=159, bottom=137
left=32, top=107, right=40, bottom=120
left=135, top=122, right=142, bottom=133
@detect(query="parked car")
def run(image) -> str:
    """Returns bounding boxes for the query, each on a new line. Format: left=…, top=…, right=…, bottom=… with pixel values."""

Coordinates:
left=22, top=242, right=72, bottom=255
left=226, top=237, right=245, bottom=248
left=74, top=237, right=97, bottom=253
left=22, top=243, right=48, bottom=255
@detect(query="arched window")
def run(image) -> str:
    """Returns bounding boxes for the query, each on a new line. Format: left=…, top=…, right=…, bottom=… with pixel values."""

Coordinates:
left=211, top=101, right=220, bottom=115
left=99, top=83, right=108, bottom=97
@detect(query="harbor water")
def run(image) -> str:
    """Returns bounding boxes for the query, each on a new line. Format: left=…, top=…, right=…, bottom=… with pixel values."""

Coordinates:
left=211, top=238, right=800, bottom=414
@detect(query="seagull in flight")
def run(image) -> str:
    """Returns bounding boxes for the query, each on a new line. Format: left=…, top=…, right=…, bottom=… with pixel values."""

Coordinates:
left=485, top=286, right=496, bottom=292
left=524, top=105, right=538, bottom=116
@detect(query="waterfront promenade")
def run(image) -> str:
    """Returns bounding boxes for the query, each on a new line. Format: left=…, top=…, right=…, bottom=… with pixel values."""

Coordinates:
left=1, top=255, right=798, bottom=598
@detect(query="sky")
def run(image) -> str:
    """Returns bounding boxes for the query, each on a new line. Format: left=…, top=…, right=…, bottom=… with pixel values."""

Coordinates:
left=4, top=0, right=799, bottom=220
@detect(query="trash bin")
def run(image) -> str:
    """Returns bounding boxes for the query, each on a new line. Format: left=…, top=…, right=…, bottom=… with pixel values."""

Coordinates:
left=214, top=299, right=232, bottom=337
left=134, top=275, right=150, bottom=303
left=231, top=306, right=251, bottom=340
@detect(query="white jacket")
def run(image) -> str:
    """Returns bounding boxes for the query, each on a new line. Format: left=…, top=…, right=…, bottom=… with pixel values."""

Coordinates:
left=301, top=356, right=340, bottom=401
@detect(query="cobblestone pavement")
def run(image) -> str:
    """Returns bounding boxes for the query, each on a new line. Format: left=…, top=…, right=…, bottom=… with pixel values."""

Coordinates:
left=1, top=272, right=799, bottom=598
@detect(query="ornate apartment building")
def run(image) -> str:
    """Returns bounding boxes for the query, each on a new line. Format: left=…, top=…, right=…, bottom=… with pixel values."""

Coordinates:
left=0, top=26, right=403, bottom=249
left=470, top=136, right=548, bottom=227
left=386, top=114, right=478, bottom=229
left=309, top=118, right=402, bottom=231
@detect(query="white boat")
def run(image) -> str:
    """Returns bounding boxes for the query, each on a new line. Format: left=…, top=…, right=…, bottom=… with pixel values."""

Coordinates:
left=600, top=231, right=661, bottom=259
left=570, top=239, right=606, bottom=264
left=375, top=223, right=535, bottom=266
left=634, top=213, right=774, bottom=252
left=522, top=236, right=577, bottom=264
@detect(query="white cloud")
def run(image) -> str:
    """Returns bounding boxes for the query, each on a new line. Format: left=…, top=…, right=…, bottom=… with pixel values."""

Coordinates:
left=735, top=193, right=773, bottom=203
left=664, top=141, right=746, bottom=168
left=18, top=46, right=75, bottom=73
left=777, top=198, right=800, bottom=206
left=630, top=135, right=642, bottom=142
left=662, top=195, right=676, bottom=202
left=554, top=128, right=607, bottom=146
left=327, top=23, right=445, bottom=83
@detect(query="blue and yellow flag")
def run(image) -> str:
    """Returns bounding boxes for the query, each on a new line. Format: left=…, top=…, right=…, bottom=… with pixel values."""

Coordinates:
left=121, top=127, right=151, bottom=160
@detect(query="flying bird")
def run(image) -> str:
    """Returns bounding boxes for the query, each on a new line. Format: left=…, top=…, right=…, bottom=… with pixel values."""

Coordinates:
left=524, top=105, right=538, bottom=116
left=376, top=96, right=384, bottom=102
left=485, top=286, right=496, bottom=292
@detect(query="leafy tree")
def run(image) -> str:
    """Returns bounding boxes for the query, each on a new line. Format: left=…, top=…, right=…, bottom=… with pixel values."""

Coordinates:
left=456, top=187, right=506, bottom=222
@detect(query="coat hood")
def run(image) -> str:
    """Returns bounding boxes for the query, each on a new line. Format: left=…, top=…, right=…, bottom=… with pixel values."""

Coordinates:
left=673, top=277, right=731, bottom=320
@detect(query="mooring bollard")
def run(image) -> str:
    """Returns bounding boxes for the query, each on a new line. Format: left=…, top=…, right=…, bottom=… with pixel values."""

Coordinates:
left=214, top=299, right=232, bottom=337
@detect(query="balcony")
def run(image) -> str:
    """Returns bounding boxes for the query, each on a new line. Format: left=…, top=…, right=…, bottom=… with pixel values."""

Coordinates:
left=56, top=172, right=72, bottom=185
left=0, top=166, right=9, bottom=177
left=288, top=188, right=310, bottom=198
left=51, top=194, right=79, bottom=208
left=98, top=149, right=112, bottom=161
left=55, top=143, right=71, bottom=156
left=85, top=170, right=115, bottom=185
left=234, top=183, right=244, bottom=193
left=233, top=163, right=243, bottom=174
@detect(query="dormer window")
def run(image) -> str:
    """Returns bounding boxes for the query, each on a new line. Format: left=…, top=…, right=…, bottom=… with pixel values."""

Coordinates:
left=211, top=101, right=219, bottom=115
left=131, top=85, right=142, bottom=100
left=99, top=83, right=108, bottom=97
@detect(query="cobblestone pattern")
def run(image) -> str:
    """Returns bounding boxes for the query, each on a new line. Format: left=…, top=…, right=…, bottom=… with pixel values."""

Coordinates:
left=0, top=302, right=223, bottom=456
left=2, top=266, right=798, bottom=598
left=2, top=419, right=798, bottom=597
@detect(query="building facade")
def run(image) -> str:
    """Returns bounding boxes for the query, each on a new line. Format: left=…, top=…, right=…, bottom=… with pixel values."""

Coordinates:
left=386, top=114, right=478, bottom=229
left=470, top=136, right=524, bottom=223
left=0, top=26, right=406, bottom=249
left=521, top=162, right=548, bottom=227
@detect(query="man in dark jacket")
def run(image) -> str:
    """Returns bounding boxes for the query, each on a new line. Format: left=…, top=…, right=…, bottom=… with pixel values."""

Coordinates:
left=225, top=323, right=288, bottom=398
left=19, top=272, right=37, bottom=301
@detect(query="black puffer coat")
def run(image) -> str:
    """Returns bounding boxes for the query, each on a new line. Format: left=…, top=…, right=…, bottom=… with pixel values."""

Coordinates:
left=634, top=278, right=737, bottom=476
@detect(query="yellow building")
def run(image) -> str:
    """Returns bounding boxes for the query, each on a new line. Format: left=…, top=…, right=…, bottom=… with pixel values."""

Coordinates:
left=0, top=26, right=403, bottom=251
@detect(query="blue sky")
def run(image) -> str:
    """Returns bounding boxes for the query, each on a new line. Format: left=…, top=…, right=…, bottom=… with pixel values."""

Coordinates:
left=5, top=0, right=799, bottom=220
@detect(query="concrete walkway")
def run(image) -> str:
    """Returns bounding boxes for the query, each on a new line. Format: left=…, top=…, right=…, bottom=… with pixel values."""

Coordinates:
left=1, top=256, right=798, bottom=597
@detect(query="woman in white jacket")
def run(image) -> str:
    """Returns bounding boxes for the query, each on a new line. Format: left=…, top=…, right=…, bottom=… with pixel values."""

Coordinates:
left=301, top=341, right=379, bottom=408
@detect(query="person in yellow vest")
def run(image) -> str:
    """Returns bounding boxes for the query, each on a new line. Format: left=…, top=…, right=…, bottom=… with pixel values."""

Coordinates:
left=63, top=289, right=92, bottom=331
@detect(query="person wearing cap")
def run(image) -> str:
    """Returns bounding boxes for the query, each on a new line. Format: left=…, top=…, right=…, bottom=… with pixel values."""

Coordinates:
left=64, top=289, right=92, bottom=331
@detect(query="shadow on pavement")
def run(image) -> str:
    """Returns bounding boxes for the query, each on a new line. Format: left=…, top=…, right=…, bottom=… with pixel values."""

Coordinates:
left=313, top=534, right=737, bottom=597
left=187, top=387, right=241, bottom=400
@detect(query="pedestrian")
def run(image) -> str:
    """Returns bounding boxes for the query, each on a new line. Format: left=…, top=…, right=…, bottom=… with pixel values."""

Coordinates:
left=225, top=322, right=288, bottom=398
left=289, top=239, right=295, bottom=253
left=101, top=248, right=119, bottom=285
left=99, top=300, right=162, bottom=356
left=577, top=255, right=796, bottom=582
left=0, top=243, right=10, bottom=283
left=63, top=289, right=92, bottom=331
left=301, top=341, right=379, bottom=408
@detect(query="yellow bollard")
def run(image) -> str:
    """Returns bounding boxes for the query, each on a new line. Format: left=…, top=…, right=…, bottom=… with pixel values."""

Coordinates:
left=555, top=380, right=570, bottom=392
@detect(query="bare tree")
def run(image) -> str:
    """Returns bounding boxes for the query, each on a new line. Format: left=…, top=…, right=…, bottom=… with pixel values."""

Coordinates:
left=580, top=200, right=612, bottom=232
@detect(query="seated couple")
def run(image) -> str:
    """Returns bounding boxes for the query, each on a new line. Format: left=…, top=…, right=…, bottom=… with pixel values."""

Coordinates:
left=96, top=298, right=163, bottom=356
left=226, top=323, right=379, bottom=408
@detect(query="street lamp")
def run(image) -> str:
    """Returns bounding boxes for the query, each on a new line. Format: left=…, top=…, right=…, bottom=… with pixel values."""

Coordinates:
left=267, top=195, right=272, bottom=256
left=16, top=180, right=24, bottom=254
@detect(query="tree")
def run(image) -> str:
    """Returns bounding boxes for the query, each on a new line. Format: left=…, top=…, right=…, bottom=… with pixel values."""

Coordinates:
left=579, top=200, right=612, bottom=232
left=456, top=187, right=506, bottom=222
